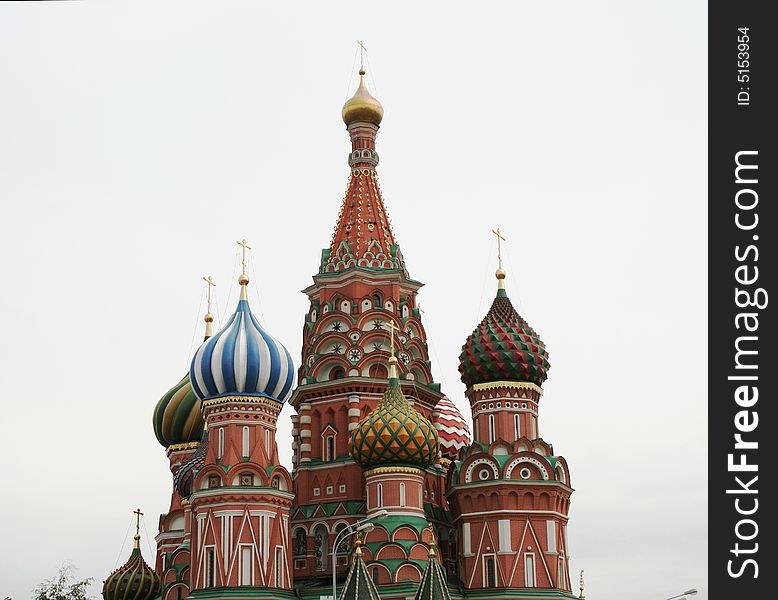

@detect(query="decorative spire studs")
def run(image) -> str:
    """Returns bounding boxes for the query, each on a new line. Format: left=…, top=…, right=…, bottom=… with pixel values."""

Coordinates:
left=203, top=275, right=216, bottom=337
left=237, top=239, right=251, bottom=300
left=579, top=570, right=586, bottom=599
left=492, top=227, right=507, bottom=290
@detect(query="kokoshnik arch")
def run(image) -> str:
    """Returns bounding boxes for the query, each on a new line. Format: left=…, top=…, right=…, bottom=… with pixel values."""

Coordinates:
left=101, top=61, right=577, bottom=600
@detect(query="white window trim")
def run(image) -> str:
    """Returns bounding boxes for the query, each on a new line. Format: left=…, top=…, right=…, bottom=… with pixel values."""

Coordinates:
left=482, top=553, right=497, bottom=588
left=524, top=553, right=536, bottom=587
left=488, top=415, right=496, bottom=444
left=242, top=426, right=250, bottom=458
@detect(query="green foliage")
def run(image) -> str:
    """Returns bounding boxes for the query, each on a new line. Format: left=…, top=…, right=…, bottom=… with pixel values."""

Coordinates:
left=32, top=563, right=93, bottom=600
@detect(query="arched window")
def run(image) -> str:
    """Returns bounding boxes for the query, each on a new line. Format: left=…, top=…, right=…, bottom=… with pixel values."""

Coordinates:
left=372, top=567, right=380, bottom=585
left=488, top=415, right=496, bottom=444
left=325, top=435, right=335, bottom=462
left=242, top=426, right=250, bottom=458
left=377, top=483, right=383, bottom=508
left=369, top=364, right=388, bottom=379
left=513, top=414, right=521, bottom=440
left=373, top=294, right=382, bottom=308
left=217, top=428, right=225, bottom=460
left=330, top=367, right=345, bottom=380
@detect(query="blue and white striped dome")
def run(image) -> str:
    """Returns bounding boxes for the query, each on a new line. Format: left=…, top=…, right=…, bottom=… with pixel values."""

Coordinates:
left=189, top=298, right=295, bottom=403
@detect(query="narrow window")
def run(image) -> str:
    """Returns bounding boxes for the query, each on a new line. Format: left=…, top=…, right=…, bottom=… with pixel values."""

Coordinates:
left=371, top=567, right=380, bottom=584
left=265, top=429, right=271, bottom=456
left=488, top=415, right=496, bottom=444
left=557, top=555, right=566, bottom=589
left=242, top=426, right=250, bottom=458
left=240, top=546, right=252, bottom=585
left=275, top=547, right=284, bottom=587
left=399, top=483, right=406, bottom=507
left=485, top=556, right=496, bottom=588
left=418, top=483, right=422, bottom=507
left=217, top=428, right=225, bottom=460
left=326, top=436, right=335, bottom=462
left=531, top=418, right=537, bottom=439
left=206, top=547, right=216, bottom=587
left=514, top=414, right=521, bottom=440
left=525, top=553, right=536, bottom=587
left=377, top=483, right=383, bottom=507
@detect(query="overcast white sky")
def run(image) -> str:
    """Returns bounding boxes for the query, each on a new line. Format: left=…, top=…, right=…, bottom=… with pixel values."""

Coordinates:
left=0, top=2, right=707, bottom=599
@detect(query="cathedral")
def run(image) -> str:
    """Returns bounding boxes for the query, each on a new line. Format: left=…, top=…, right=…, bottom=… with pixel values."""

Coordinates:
left=102, top=62, right=577, bottom=600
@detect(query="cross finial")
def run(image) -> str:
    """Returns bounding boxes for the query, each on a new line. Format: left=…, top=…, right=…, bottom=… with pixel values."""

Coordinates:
left=357, top=40, right=367, bottom=73
left=385, top=320, right=401, bottom=378
left=203, top=276, right=216, bottom=336
left=133, top=508, right=143, bottom=548
left=492, top=228, right=507, bottom=289
left=237, top=239, right=251, bottom=299
left=579, top=570, right=585, bottom=599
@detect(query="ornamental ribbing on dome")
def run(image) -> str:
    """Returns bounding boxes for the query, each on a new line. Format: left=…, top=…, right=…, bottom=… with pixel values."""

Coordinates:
left=350, top=361, right=439, bottom=469
left=102, top=536, right=160, bottom=600
left=459, top=287, right=550, bottom=387
left=190, top=296, right=295, bottom=403
left=174, top=429, right=208, bottom=498
left=434, top=396, right=471, bottom=461
left=152, top=374, right=203, bottom=448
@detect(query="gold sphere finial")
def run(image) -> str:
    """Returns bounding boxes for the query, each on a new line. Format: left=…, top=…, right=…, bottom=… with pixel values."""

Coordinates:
left=204, top=312, right=214, bottom=323
left=238, top=273, right=249, bottom=286
left=496, top=268, right=506, bottom=280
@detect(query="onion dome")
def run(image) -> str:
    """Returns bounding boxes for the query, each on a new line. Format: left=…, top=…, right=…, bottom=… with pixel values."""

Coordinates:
left=152, top=374, right=203, bottom=448
left=350, top=357, right=439, bottom=469
left=414, top=526, right=452, bottom=600
left=174, top=428, right=208, bottom=498
left=342, top=68, right=384, bottom=126
left=103, top=516, right=160, bottom=600
left=338, top=535, right=380, bottom=600
left=459, top=271, right=550, bottom=387
left=190, top=275, right=295, bottom=403
left=434, top=396, right=471, bottom=460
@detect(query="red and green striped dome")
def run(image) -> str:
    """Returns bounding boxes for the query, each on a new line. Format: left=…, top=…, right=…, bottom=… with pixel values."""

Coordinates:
left=459, top=288, right=550, bottom=387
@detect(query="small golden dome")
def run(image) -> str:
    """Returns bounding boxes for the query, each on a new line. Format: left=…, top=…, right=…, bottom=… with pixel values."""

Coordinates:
left=342, top=68, right=384, bottom=126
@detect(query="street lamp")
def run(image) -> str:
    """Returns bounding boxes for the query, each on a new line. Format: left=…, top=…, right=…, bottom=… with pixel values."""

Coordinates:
left=331, top=510, right=388, bottom=600
left=664, top=589, right=698, bottom=600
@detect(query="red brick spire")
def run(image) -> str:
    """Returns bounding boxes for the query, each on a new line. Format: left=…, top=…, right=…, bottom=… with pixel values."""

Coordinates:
left=320, top=69, right=407, bottom=276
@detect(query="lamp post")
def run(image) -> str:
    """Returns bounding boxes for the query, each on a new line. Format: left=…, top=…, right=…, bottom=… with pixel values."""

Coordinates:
left=664, top=589, right=698, bottom=600
left=331, top=510, right=388, bottom=600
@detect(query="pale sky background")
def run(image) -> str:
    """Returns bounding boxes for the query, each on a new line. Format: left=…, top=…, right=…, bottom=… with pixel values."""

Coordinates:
left=0, top=2, right=707, bottom=599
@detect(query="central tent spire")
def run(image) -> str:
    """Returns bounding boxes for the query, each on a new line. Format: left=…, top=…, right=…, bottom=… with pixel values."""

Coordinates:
left=322, top=53, right=406, bottom=275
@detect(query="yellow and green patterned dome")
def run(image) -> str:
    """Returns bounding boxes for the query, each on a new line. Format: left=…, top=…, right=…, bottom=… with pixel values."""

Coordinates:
left=152, top=374, right=204, bottom=449
left=349, top=358, right=439, bottom=469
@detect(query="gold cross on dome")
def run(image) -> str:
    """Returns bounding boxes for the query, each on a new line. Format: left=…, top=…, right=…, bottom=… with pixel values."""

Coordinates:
left=386, top=320, right=401, bottom=359
left=357, top=40, right=367, bottom=70
left=203, top=275, right=216, bottom=312
left=492, top=228, right=506, bottom=270
left=237, top=239, right=252, bottom=277
left=133, top=508, right=143, bottom=535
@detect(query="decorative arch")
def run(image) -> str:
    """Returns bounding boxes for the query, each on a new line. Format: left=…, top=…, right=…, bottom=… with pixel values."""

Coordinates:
left=504, top=454, right=551, bottom=480
left=463, top=456, right=500, bottom=483
left=394, top=562, right=422, bottom=583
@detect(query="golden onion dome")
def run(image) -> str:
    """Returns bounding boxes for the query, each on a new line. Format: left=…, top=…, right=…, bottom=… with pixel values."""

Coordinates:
left=349, top=358, right=438, bottom=469
left=342, top=68, right=384, bottom=126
